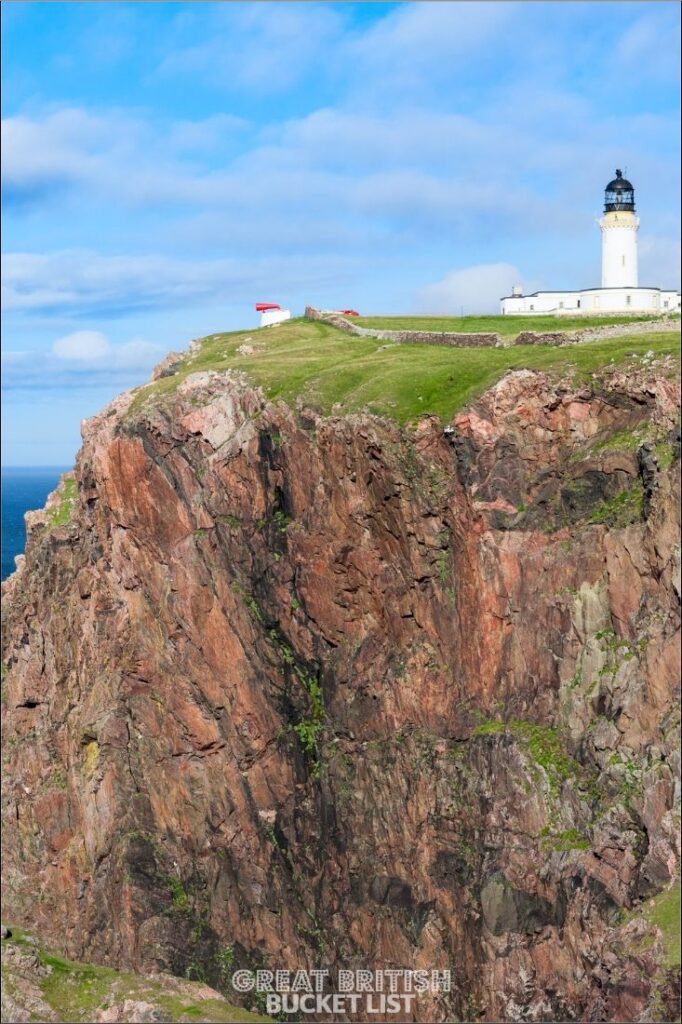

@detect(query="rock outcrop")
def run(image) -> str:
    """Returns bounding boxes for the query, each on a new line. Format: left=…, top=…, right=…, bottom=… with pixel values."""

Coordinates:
left=0, top=928, right=266, bottom=1022
left=2, top=357, right=680, bottom=1022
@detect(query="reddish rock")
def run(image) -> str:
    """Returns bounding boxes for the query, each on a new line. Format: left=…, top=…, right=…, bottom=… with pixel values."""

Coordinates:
left=1, top=363, right=679, bottom=1022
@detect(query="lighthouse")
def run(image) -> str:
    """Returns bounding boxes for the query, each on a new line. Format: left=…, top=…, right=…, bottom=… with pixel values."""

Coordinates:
left=599, top=170, right=639, bottom=288
left=500, top=168, right=680, bottom=315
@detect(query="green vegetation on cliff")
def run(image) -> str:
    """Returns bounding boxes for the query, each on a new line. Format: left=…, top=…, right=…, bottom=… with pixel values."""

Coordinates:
left=645, top=881, right=681, bottom=968
left=46, top=476, right=78, bottom=527
left=472, top=718, right=581, bottom=798
left=589, top=483, right=645, bottom=528
left=130, top=318, right=679, bottom=425
left=1, top=927, right=267, bottom=1023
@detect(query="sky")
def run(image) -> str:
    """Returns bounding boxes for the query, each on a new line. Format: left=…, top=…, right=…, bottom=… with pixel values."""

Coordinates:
left=2, top=1, right=680, bottom=466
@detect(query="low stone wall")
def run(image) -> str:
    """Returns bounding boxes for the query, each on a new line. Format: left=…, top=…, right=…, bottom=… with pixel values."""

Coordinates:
left=577, top=319, right=680, bottom=342
left=514, top=319, right=680, bottom=346
left=305, top=308, right=502, bottom=347
left=305, top=307, right=680, bottom=350
left=513, top=331, right=577, bottom=346
left=365, top=327, right=501, bottom=347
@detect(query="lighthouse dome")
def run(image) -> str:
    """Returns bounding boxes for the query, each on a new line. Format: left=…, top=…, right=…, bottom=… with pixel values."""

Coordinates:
left=604, top=169, right=635, bottom=213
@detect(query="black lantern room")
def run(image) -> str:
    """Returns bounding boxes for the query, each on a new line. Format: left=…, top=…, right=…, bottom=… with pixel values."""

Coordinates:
left=604, top=169, right=635, bottom=213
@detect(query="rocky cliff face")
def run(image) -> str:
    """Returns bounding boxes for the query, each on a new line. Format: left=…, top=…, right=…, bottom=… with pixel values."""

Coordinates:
left=2, top=357, right=680, bottom=1022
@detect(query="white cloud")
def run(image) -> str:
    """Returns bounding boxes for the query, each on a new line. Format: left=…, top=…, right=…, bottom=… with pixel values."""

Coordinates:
left=415, top=263, right=525, bottom=315
left=0, top=350, right=31, bottom=365
left=158, top=2, right=343, bottom=93
left=1, top=249, right=357, bottom=317
left=2, top=108, right=132, bottom=199
left=4, top=97, right=676, bottom=259
left=51, top=330, right=163, bottom=369
left=2, top=330, right=165, bottom=393
left=612, top=8, right=681, bottom=85
left=3, top=251, right=243, bottom=314
left=1, top=4, right=679, bottom=328
left=167, top=114, right=249, bottom=152
left=349, top=1, right=515, bottom=73
left=53, top=330, right=110, bottom=361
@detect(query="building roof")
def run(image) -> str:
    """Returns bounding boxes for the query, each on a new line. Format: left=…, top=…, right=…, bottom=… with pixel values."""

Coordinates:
left=605, top=169, right=634, bottom=191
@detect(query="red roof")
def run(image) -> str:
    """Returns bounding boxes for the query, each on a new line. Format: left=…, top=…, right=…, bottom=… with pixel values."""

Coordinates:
left=255, top=303, right=281, bottom=312
left=341, top=309, right=359, bottom=316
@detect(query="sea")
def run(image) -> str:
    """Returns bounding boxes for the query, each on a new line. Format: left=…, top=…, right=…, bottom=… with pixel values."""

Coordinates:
left=1, top=467, right=67, bottom=581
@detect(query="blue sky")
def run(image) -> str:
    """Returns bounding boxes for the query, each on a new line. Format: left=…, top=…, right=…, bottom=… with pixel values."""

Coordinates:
left=2, top=1, right=680, bottom=466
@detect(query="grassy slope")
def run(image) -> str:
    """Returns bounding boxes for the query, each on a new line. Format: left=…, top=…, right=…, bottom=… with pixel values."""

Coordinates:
left=645, top=881, right=681, bottom=968
left=1, top=927, right=267, bottom=1023
left=46, top=476, right=78, bottom=527
left=355, top=313, right=680, bottom=338
left=131, top=318, right=680, bottom=425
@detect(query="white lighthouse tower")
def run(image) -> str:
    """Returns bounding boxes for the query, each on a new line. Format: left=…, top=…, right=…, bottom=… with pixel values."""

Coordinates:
left=598, top=169, right=639, bottom=288
left=500, top=168, right=680, bottom=315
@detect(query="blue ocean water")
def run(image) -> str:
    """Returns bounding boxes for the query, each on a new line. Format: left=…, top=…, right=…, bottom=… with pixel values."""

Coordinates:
left=1, top=468, right=67, bottom=581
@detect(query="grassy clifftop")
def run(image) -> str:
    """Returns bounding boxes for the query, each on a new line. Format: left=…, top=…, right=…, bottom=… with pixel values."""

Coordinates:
left=132, top=317, right=680, bottom=424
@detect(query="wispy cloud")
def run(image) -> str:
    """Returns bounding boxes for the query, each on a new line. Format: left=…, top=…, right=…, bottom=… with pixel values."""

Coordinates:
left=51, top=329, right=161, bottom=368
left=1, top=1, right=680, bottom=463
left=1, top=250, right=358, bottom=318
left=2, top=329, right=164, bottom=391
left=415, top=263, right=527, bottom=315
left=156, top=2, right=345, bottom=94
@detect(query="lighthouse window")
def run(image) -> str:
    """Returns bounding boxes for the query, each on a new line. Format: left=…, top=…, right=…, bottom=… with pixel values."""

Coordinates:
left=626, top=295, right=631, bottom=306
left=577, top=300, right=581, bottom=308
left=622, top=255, right=626, bottom=267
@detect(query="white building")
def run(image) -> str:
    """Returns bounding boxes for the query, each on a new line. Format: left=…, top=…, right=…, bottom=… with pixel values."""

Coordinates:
left=256, top=302, right=291, bottom=327
left=501, top=171, right=681, bottom=315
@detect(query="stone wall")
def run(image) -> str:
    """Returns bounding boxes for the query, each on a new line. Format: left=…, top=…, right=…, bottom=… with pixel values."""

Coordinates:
left=513, top=331, right=574, bottom=346
left=305, top=306, right=679, bottom=350
left=515, top=319, right=680, bottom=347
left=304, top=307, right=502, bottom=347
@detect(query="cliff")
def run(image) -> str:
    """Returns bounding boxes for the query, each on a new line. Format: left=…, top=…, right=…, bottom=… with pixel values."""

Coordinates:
left=2, top=324, right=680, bottom=1022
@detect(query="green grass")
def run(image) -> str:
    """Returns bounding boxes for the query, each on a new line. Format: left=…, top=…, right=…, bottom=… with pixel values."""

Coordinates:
left=472, top=719, right=580, bottom=798
left=165, top=874, right=190, bottom=909
left=645, top=881, right=681, bottom=968
left=1, top=927, right=269, bottom=1023
left=46, top=476, right=78, bottom=527
left=354, top=313, right=677, bottom=338
left=654, top=438, right=677, bottom=471
left=129, top=318, right=680, bottom=426
left=39, top=951, right=116, bottom=1020
left=155, top=995, right=269, bottom=1023
left=591, top=426, right=648, bottom=454
left=538, top=826, right=591, bottom=852
left=589, top=483, right=645, bottom=527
